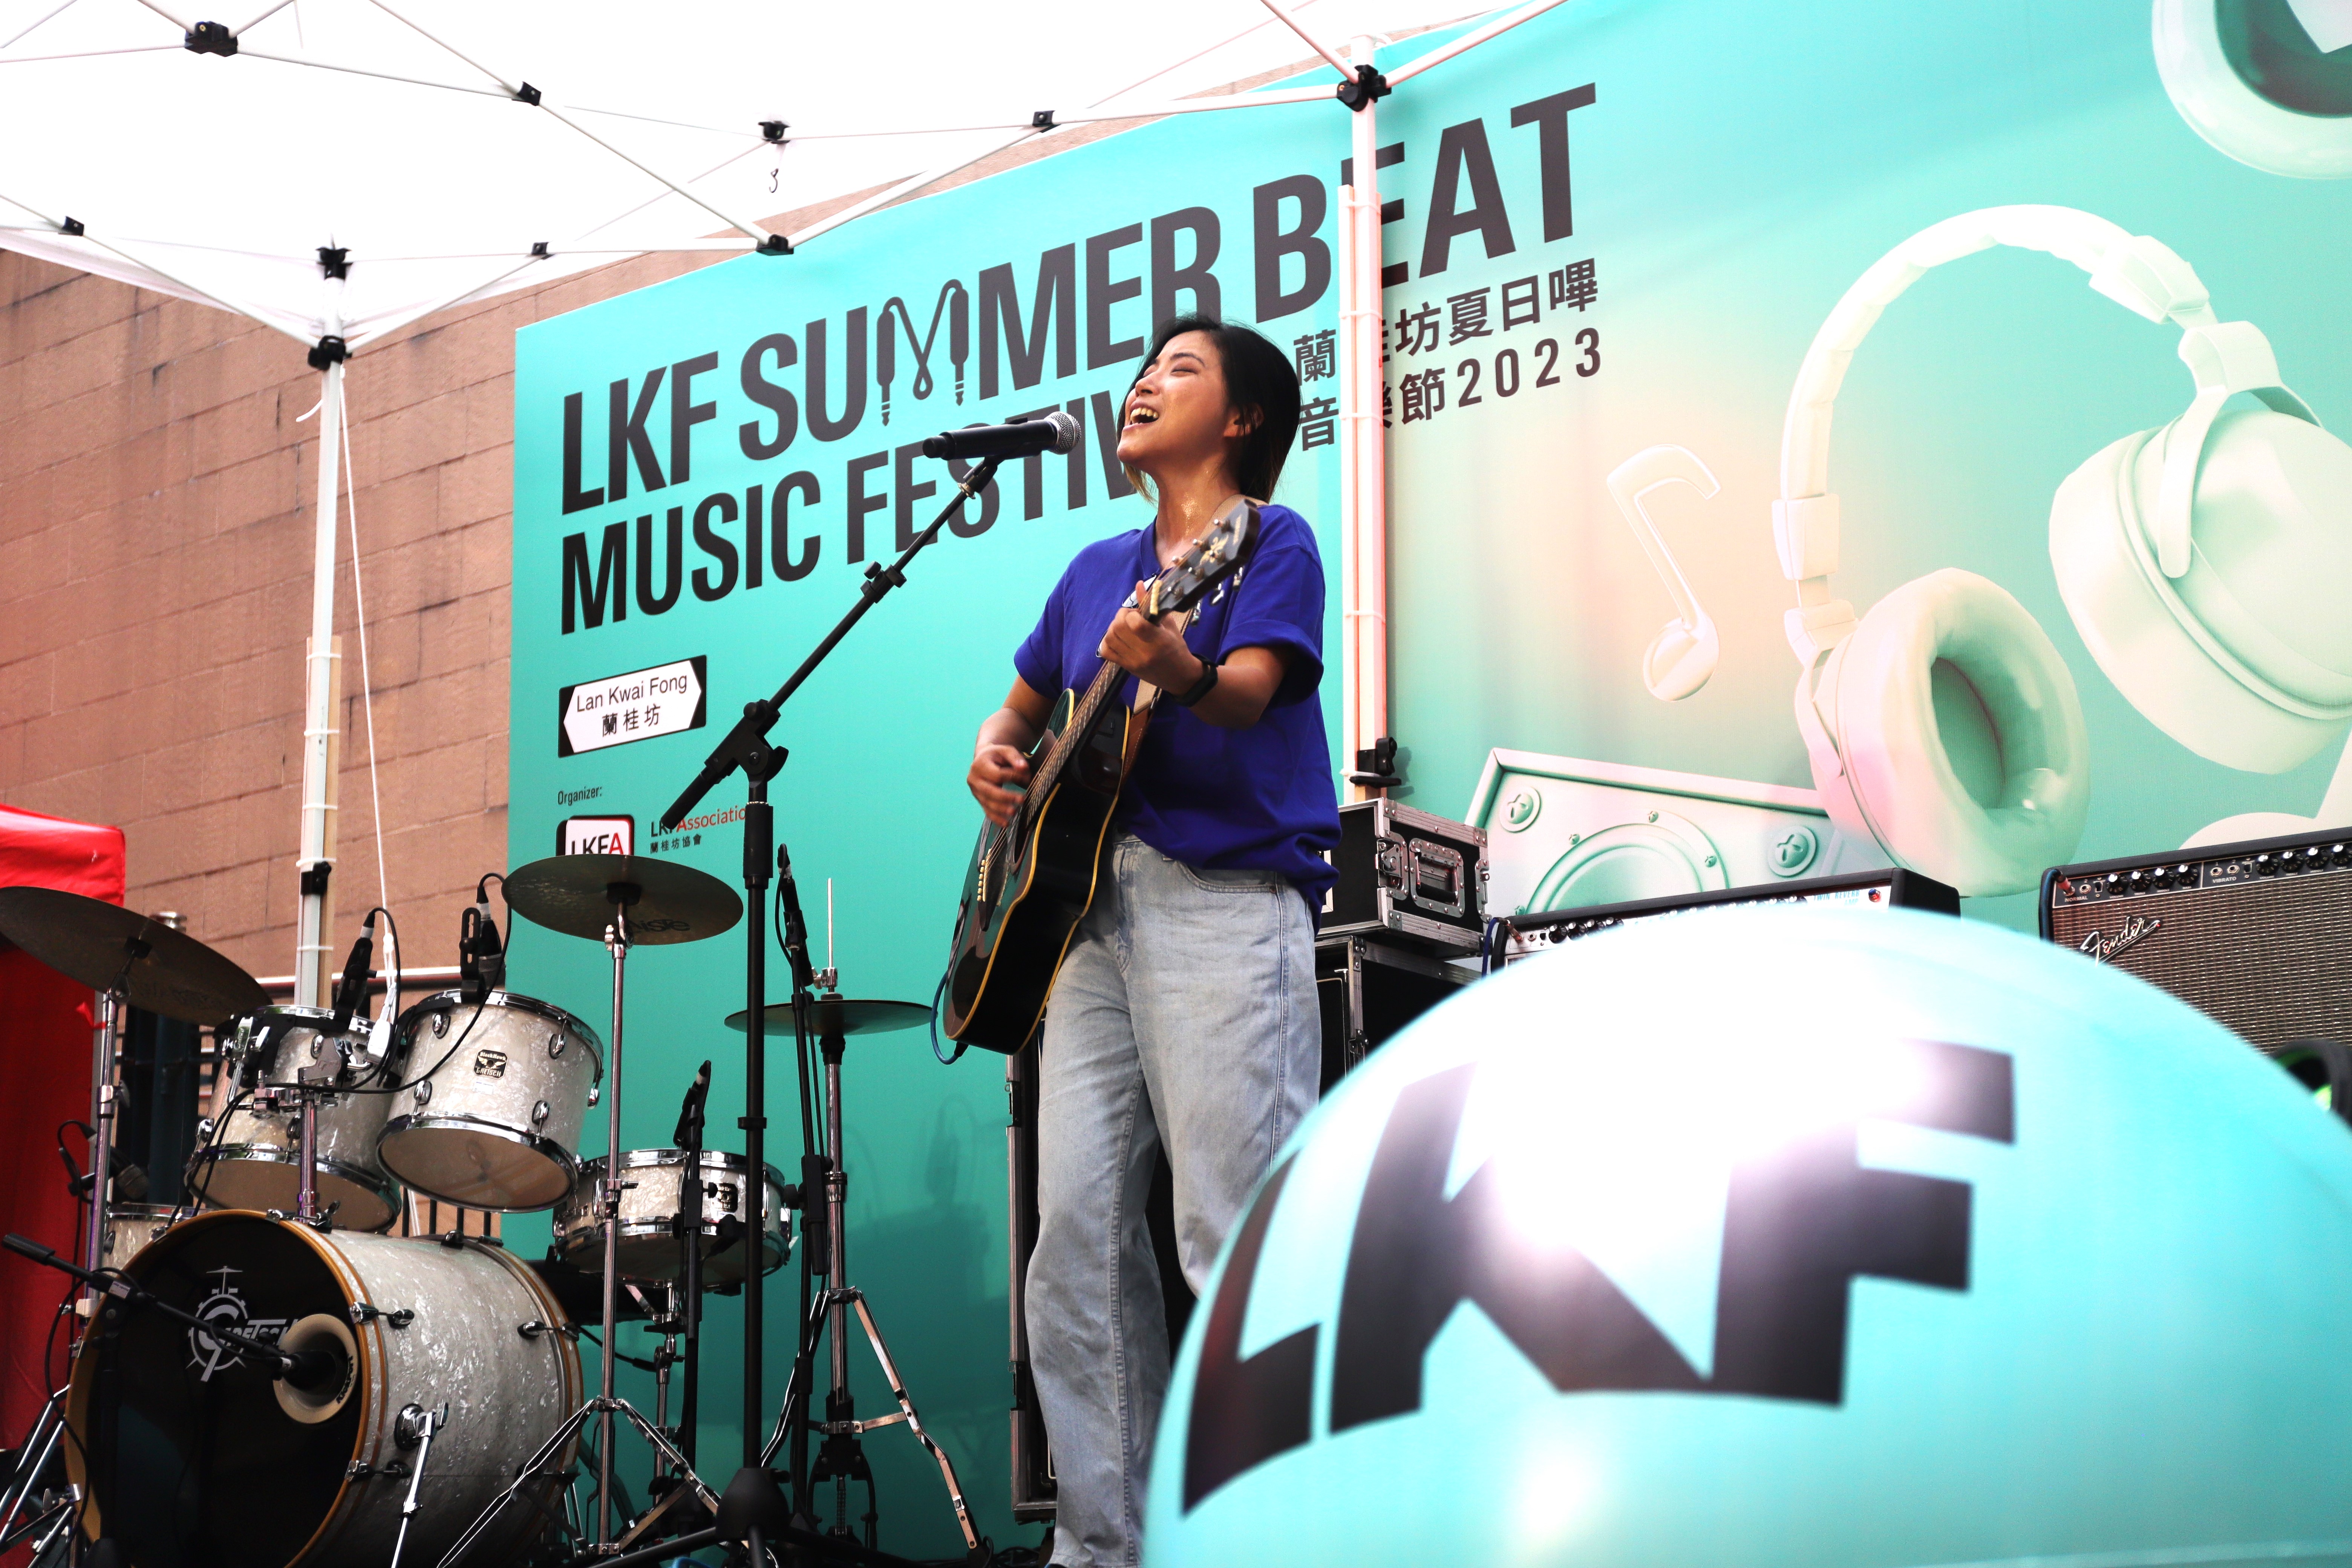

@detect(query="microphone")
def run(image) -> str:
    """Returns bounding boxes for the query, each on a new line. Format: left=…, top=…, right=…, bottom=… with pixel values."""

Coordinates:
left=920, top=409, right=1080, bottom=461
left=280, top=1344, right=348, bottom=1392
left=328, top=912, right=375, bottom=1037
left=459, top=879, right=504, bottom=1001
left=674, top=1059, right=712, bottom=1148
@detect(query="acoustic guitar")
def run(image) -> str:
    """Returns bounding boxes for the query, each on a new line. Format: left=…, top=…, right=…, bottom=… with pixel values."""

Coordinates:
left=942, top=496, right=1260, bottom=1054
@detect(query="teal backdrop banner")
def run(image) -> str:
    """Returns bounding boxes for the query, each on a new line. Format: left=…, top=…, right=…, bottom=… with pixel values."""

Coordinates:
left=509, top=0, right=2352, bottom=1552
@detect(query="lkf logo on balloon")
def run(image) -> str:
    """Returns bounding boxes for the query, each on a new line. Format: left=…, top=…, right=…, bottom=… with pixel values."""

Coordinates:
left=546, top=84, right=1601, bottom=639
left=1180, top=1035, right=2015, bottom=1510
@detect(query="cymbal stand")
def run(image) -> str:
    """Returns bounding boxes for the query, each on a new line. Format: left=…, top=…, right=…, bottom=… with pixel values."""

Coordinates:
left=764, top=994, right=984, bottom=1559
left=79, top=982, right=126, bottom=1294
left=436, top=886, right=721, bottom=1566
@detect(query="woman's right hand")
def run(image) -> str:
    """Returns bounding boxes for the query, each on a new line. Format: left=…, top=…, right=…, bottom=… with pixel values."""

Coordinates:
left=969, top=744, right=1033, bottom=827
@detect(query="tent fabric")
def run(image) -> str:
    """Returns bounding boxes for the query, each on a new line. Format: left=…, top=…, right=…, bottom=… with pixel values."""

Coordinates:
left=0, top=802, right=125, bottom=1467
left=0, top=0, right=1475, bottom=349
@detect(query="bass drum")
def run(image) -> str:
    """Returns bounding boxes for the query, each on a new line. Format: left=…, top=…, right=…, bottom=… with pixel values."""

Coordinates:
left=66, top=1210, right=580, bottom=1568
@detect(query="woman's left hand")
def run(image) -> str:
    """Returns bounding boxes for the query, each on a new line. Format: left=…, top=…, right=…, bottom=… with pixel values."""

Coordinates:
left=1100, top=579, right=1203, bottom=691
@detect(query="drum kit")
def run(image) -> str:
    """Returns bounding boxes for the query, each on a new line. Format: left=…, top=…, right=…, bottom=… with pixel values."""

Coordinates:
left=0, top=848, right=952, bottom=1568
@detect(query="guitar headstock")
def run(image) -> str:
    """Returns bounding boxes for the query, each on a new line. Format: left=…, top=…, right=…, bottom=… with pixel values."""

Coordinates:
left=1145, top=496, right=1259, bottom=619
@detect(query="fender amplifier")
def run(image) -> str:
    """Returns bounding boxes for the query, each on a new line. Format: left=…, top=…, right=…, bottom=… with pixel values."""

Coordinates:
left=1496, top=867, right=1958, bottom=966
left=2040, top=827, right=2352, bottom=1052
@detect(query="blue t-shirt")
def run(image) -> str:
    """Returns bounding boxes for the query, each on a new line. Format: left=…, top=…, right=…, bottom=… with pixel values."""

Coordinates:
left=1013, top=503, right=1340, bottom=902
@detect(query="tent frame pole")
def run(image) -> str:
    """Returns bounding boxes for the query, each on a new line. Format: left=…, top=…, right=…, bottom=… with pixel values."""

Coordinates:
left=1338, top=32, right=1387, bottom=801
left=294, top=286, right=345, bottom=1008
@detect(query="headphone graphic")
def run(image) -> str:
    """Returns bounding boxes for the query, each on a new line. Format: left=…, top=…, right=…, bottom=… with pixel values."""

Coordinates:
left=1776, top=204, right=2352, bottom=896
left=2154, top=0, right=2352, bottom=179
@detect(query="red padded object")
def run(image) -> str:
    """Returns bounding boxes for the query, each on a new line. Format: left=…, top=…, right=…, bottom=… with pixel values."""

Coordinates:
left=0, top=804, right=126, bottom=1484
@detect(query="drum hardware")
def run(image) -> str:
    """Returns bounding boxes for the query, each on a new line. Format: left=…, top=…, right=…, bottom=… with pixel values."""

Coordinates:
left=193, top=1004, right=407, bottom=1232
left=468, top=853, right=739, bottom=1557
left=737, top=974, right=983, bottom=1557
left=388, top=1402, right=449, bottom=1568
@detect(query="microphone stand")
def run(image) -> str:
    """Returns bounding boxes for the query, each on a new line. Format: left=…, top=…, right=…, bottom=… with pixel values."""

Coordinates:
left=673, top=1063, right=711, bottom=1470
left=655, top=455, right=1003, bottom=1515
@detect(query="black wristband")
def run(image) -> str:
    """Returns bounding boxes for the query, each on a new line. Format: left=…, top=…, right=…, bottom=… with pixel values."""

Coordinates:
left=1168, top=657, right=1220, bottom=708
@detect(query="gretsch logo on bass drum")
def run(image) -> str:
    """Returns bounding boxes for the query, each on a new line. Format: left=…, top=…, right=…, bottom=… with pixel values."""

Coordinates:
left=188, top=1265, right=287, bottom=1382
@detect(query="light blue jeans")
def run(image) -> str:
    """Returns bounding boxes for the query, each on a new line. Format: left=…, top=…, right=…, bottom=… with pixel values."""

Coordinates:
left=1026, top=833, right=1319, bottom=1567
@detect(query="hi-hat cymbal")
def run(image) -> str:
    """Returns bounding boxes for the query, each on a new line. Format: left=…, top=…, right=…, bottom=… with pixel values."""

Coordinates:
left=504, top=855, right=743, bottom=945
left=725, top=998, right=931, bottom=1037
left=0, top=886, right=267, bottom=1023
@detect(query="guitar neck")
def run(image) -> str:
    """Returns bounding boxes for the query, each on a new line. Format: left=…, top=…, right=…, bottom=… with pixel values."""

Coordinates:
left=1024, top=654, right=1125, bottom=814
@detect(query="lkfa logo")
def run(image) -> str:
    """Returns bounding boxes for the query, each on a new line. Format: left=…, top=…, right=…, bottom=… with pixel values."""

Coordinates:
left=1184, top=1036, right=2015, bottom=1508
left=187, top=1265, right=288, bottom=1382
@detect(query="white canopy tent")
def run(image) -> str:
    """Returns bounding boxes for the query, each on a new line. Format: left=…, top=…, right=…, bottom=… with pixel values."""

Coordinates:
left=0, top=0, right=1567, bottom=995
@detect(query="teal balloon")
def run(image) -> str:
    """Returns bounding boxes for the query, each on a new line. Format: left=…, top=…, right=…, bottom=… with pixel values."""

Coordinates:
left=1146, top=908, right=2352, bottom=1567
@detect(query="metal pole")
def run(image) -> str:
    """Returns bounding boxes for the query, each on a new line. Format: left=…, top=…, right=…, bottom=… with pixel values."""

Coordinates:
left=1349, top=37, right=1389, bottom=787
left=81, top=992, right=118, bottom=1291
left=294, top=1084, right=320, bottom=1222
left=824, top=1036, right=848, bottom=1407
left=599, top=906, right=631, bottom=1546
left=294, top=290, right=346, bottom=1008
left=742, top=773, right=773, bottom=1469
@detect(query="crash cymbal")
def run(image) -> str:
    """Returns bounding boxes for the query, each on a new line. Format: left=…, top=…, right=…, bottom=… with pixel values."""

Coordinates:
left=0, top=886, right=267, bottom=1023
left=725, top=998, right=931, bottom=1037
left=503, top=854, right=742, bottom=945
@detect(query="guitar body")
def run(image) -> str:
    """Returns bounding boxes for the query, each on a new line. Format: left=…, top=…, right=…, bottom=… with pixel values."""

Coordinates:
left=939, top=495, right=1260, bottom=1055
left=943, top=691, right=1142, bottom=1054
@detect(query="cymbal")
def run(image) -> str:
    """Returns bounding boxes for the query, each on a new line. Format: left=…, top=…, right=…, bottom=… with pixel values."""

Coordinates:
left=725, top=998, right=931, bottom=1037
left=0, top=886, right=268, bottom=1023
left=504, top=855, right=742, bottom=945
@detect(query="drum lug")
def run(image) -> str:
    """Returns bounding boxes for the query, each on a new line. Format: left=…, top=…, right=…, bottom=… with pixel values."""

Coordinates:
left=519, top=1319, right=580, bottom=1343
left=346, top=1461, right=374, bottom=1479
left=586, top=1080, right=601, bottom=1107
left=351, top=1301, right=415, bottom=1329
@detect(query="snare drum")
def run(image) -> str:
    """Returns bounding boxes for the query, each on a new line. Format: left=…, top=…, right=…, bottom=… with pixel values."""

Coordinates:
left=190, top=1006, right=406, bottom=1231
left=99, top=1202, right=176, bottom=1273
left=67, top=1209, right=580, bottom=1568
left=377, top=990, right=603, bottom=1211
left=554, top=1148, right=790, bottom=1286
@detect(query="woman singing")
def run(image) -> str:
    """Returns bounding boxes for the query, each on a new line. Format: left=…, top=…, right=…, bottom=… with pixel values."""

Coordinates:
left=965, top=314, right=1339, bottom=1567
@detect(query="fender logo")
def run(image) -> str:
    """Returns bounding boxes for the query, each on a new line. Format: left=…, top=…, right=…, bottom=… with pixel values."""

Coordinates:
left=2078, top=914, right=2162, bottom=964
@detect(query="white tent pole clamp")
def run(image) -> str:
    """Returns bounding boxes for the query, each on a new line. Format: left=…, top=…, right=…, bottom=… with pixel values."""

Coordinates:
left=295, top=265, right=348, bottom=1008
left=357, top=0, right=789, bottom=253
left=1338, top=34, right=1390, bottom=795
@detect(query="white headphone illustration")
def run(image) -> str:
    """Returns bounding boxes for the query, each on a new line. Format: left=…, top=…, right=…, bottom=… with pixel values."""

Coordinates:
left=2154, top=0, right=2352, bottom=178
left=1609, top=445, right=1721, bottom=702
left=1776, top=204, right=2352, bottom=896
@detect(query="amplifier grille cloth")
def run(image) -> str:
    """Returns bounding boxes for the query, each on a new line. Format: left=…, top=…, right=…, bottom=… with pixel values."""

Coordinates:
left=2046, top=877, right=2352, bottom=1052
